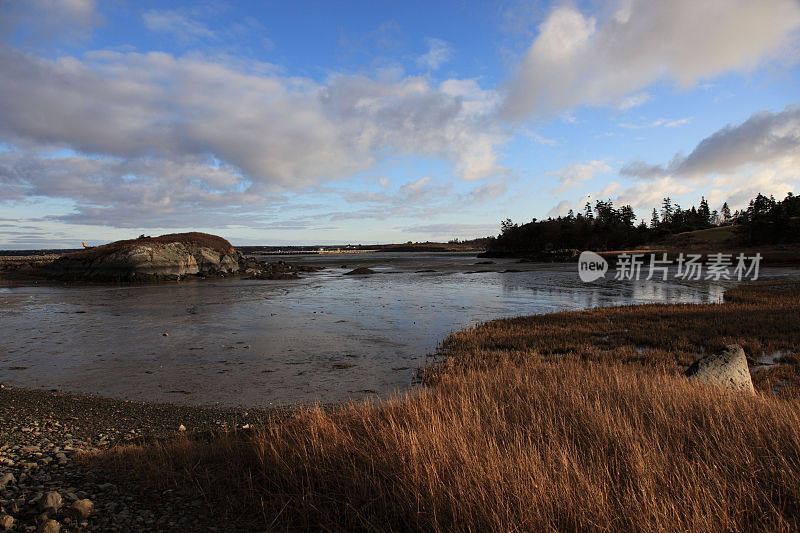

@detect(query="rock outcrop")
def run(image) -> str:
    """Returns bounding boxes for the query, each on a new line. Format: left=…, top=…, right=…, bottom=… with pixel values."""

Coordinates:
left=45, top=233, right=241, bottom=281
left=237, top=256, right=318, bottom=280
left=685, top=344, right=755, bottom=393
left=3, top=232, right=324, bottom=282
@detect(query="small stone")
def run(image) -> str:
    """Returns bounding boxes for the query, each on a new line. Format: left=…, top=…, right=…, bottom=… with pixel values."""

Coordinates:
left=38, top=519, right=61, bottom=533
left=0, top=514, right=14, bottom=531
left=39, top=491, right=62, bottom=513
left=70, top=499, right=94, bottom=519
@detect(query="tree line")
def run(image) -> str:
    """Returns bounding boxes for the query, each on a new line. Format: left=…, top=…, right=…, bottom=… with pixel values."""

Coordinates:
left=485, top=192, right=800, bottom=255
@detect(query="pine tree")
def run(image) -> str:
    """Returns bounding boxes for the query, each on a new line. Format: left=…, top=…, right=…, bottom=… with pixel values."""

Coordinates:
left=584, top=202, right=594, bottom=220
left=661, top=197, right=673, bottom=224
left=650, top=208, right=660, bottom=228
left=721, top=202, right=731, bottom=222
left=699, top=196, right=710, bottom=224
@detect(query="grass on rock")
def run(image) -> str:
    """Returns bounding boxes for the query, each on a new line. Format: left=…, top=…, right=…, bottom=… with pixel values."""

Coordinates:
left=64, top=232, right=235, bottom=261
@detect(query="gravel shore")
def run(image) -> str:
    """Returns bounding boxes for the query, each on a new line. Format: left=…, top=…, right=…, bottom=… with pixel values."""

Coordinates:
left=0, top=384, right=269, bottom=532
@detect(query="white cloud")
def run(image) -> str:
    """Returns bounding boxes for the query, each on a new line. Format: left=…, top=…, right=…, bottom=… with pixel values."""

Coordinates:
left=468, top=179, right=507, bottom=202
left=142, top=10, right=217, bottom=42
left=502, top=0, right=800, bottom=119
left=522, top=129, right=560, bottom=146
left=546, top=200, right=572, bottom=218
left=616, top=92, right=651, bottom=110
left=416, top=38, right=453, bottom=70
left=550, top=160, right=612, bottom=193
left=439, top=78, right=501, bottom=115
left=619, top=117, right=691, bottom=130
left=335, top=176, right=453, bottom=223
left=613, top=178, right=693, bottom=212
left=399, top=176, right=431, bottom=194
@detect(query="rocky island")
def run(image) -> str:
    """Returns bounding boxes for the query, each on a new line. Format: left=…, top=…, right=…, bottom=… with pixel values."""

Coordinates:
left=1, top=233, right=319, bottom=282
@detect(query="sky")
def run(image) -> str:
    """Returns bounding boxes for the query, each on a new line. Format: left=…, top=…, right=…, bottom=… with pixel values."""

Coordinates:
left=0, top=0, right=799, bottom=248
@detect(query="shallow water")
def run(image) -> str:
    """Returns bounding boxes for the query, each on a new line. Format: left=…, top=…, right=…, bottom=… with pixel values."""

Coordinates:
left=1, top=252, right=798, bottom=407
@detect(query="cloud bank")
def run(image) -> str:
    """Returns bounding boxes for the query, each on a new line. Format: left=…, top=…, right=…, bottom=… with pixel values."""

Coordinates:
left=0, top=47, right=503, bottom=226
left=502, top=0, right=800, bottom=119
left=621, top=106, right=800, bottom=180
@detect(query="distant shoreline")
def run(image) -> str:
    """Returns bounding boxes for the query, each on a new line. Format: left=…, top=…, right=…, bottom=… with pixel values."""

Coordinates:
left=480, top=244, right=800, bottom=266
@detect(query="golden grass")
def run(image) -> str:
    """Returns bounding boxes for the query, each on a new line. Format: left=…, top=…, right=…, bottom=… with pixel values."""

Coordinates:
left=101, top=359, right=800, bottom=532
left=95, top=282, right=800, bottom=531
left=425, top=282, right=800, bottom=399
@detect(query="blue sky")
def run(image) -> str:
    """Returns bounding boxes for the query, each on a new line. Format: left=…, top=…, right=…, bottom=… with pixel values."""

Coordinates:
left=0, top=0, right=799, bottom=248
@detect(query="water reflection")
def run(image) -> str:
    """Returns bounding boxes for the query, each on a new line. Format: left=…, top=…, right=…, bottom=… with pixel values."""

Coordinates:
left=0, top=253, right=797, bottom=406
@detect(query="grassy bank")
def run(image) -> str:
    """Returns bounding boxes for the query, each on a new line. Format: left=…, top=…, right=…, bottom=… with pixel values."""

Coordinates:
left=426, top=282, right=800, bottom=399
left=95, top=283, right=800, bottom=531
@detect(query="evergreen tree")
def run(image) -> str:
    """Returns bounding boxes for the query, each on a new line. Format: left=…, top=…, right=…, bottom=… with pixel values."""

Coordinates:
left=650, top=208, right=659, bottom=228
left=721, top=202, right=731, bottom=222
left=618, top=205, right=636, bottom=227
left=661, top=197, right=673, bottom=224
left=500, top=218, right=515, bottom=233
left=485, top=191, right=798, bottom=256
left=699, top=196, right=710, bottom=223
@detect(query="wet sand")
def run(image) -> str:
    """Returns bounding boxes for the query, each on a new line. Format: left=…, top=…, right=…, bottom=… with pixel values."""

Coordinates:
left=2, top=252, right=799, bottom=406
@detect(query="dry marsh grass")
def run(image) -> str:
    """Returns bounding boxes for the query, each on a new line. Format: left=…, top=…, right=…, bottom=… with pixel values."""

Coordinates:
left=101, top=360, right=800, bottom=532
left=425, top=282, right=800, bottom=399
left=96, top=282, right=800, bottom=531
